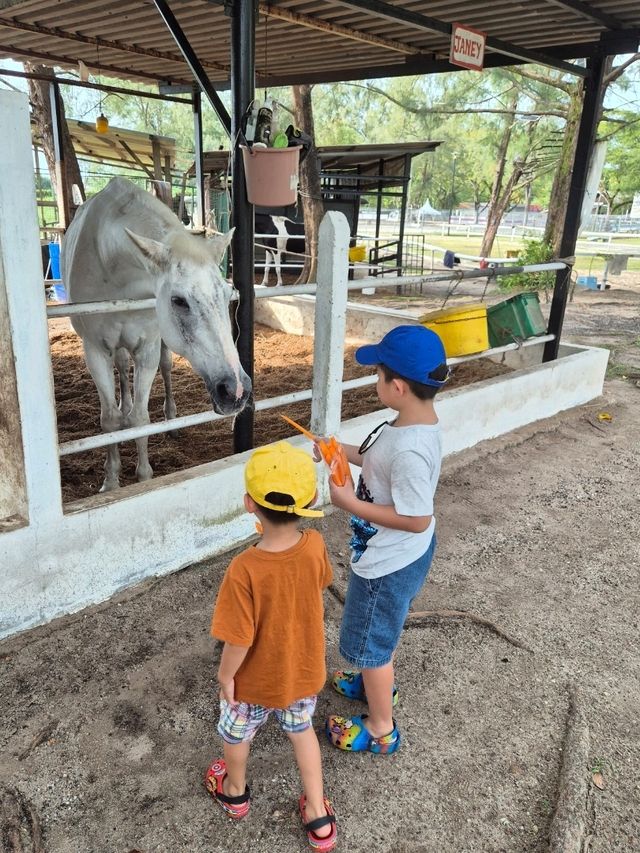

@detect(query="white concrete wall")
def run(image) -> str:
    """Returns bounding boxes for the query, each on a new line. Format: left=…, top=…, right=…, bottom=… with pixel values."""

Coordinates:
left=338, top=343, right=609, bottom=459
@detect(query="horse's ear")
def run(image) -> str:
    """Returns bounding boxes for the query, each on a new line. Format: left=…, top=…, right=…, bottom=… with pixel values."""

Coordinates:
left=206, top=227, right=235, bottom=265
left=125, top=229, right=171, bottom=268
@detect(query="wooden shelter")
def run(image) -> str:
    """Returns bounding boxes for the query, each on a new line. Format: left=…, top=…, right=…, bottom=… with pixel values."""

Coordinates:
left=33, top=118, right=177, bottom=180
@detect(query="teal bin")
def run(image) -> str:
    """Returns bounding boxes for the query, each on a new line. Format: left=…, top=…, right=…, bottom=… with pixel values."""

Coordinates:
left=487, top=292, right=546, bottom=347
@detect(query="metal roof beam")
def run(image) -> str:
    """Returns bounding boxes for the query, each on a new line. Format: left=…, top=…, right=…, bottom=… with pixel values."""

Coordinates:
left=152, top=0, right=231, bottom=135
left=542, top=0, right=625, bottom=30
left=335, top=0, right=588, bottom=77
left=261, top=43, right=597, bottom=88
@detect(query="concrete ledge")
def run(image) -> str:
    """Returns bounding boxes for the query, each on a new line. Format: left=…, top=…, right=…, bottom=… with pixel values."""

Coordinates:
left=255, top=292, right=416, bottom=342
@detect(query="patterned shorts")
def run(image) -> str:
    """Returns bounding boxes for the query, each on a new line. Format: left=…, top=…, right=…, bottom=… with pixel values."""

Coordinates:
left=217, top=695, right=318, bottom=744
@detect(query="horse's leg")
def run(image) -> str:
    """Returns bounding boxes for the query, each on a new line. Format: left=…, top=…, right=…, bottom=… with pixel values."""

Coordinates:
left=115, top=347, right=132, bottom=415
left=83, top=339, right=123, bottom=492
left=261, top=249, right=273, bottom=286
left=274, top=240, right=285, bottom=287
left=126, top=338, right=161, bottom=483
left=159, top=341, right=179, bottom=438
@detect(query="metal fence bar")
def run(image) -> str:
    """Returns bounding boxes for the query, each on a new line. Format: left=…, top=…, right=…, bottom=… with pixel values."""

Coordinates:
left=46, top=262, right=568, bottom=319
left=58, top=385, right=316, bottom=457
left=47, top=298, right=157, bottom=318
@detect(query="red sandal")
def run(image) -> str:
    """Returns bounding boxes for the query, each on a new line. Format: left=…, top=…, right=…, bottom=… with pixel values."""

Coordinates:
left=204, top=759, right=250, bottom=819
left=299, top=794, right=337, bottom=851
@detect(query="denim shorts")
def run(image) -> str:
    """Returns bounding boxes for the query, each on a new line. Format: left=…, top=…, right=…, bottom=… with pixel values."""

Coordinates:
left=217, top=695, right=317, bottom=744
left=339, top=535, right=436, bottom=669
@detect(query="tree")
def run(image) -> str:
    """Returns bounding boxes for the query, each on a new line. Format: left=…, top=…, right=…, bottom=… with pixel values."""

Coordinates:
left=509, top=55, right=639, bottom=253
left=291, top=84, right=324, bottom=284
left=26, top=63, right=85, bottom=226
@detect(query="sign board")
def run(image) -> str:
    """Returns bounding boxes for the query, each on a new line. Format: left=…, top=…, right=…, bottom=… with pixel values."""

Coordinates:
left=450, top=22, right=487, bottom=71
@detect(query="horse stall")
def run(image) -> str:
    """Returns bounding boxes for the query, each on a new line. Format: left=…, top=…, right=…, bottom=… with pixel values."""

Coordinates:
left=0, top=90, right=609, bottom=640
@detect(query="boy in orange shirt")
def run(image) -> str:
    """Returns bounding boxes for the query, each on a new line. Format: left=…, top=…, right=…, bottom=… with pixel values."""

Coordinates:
left=206, top=441, right=337, bottom=852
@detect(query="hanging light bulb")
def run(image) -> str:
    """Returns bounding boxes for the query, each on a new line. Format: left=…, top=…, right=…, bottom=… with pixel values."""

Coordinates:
left=95, top=112, right=109, bottom=134
left=94, top=42, right=108, bottom=134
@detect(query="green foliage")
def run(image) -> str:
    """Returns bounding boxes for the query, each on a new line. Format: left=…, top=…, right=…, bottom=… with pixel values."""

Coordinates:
left=498, top=239, right=555, bottom=292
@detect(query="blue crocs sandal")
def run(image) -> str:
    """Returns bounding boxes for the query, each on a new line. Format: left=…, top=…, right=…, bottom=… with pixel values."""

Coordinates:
left=331, top=670, right=399, bottom=707
left=325, top=713, right=401, bottom=754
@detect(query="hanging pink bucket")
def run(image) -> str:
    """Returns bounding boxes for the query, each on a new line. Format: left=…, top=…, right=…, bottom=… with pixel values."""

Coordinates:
left=241, top=144, right=301, bottom=206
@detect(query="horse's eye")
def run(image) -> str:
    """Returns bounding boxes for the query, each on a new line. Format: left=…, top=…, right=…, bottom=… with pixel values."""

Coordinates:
left=171, top=295, right=189, bottom=310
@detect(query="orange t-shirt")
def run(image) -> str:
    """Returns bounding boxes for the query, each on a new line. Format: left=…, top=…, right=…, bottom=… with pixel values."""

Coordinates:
left=210, top=529, right=333, bottom=708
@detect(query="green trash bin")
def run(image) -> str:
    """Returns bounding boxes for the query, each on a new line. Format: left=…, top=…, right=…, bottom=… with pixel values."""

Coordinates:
left=487, top=292, right=546, bottom=347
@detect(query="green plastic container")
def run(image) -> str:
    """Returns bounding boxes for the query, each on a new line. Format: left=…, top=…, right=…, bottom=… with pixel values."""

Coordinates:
left=487, top=292, right=546, bottom=347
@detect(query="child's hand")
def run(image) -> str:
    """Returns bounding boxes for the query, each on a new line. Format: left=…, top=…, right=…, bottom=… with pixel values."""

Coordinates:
left=219, top=678, right=236, bottom=704
left=329, top=477, right=357, bottom=512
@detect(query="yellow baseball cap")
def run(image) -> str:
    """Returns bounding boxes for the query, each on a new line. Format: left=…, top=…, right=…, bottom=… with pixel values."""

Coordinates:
left=245, top=441, right=324, bottom=518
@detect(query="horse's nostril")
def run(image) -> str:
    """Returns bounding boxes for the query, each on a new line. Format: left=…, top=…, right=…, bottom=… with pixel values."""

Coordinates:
left=215, top=381, right=233, bottom=401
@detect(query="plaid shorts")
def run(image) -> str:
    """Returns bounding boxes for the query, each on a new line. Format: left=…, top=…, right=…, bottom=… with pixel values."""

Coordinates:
left=218, top=695, right=317, bottom=744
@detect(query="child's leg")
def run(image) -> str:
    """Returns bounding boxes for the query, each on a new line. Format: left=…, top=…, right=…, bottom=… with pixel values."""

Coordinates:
left=222, top=740, right=251, bottom=797
left=287, top=727, right=332, bottom=839
left=361, top=661, right=395, bottom=738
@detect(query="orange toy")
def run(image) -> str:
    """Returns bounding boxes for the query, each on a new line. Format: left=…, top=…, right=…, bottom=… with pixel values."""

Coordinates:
left=281, top=415, right=352, bottom=487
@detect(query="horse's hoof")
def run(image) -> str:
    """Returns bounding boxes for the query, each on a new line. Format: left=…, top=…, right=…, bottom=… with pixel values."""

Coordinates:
left=99, top=481, right=120, bottom=493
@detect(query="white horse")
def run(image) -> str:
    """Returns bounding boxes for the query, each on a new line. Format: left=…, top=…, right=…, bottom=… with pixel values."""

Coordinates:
left=62, top=177, right=251, bottom=492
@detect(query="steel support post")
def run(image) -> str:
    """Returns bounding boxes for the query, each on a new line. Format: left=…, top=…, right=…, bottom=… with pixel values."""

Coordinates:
left=231, top=0, right=256, bottom=453
left=192, top=88, right=205, bottom=227
left=544, top=53, right=608, bottom=361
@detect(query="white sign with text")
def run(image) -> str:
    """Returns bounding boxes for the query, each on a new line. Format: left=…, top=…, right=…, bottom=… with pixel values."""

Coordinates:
left=450, top=22, right=487, bottom=71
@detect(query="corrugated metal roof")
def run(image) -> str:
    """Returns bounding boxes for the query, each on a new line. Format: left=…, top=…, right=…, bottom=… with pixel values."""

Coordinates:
left=0, top=1, right=638, bottom=88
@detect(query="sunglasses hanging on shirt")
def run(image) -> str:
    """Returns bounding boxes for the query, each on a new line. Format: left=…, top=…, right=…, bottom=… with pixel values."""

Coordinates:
left=358, top=420, right=390, bottom=455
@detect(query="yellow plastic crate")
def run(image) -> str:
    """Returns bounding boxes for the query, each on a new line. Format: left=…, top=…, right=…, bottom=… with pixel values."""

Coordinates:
left=419, top=304, right=489, bottom=357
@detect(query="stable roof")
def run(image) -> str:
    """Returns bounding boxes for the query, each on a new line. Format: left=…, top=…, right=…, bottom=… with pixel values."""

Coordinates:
left=0, top=1, right=638, bottom=89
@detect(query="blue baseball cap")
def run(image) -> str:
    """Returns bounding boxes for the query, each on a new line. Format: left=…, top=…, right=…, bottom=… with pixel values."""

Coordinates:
left=355, top=325, right=448, bottom=387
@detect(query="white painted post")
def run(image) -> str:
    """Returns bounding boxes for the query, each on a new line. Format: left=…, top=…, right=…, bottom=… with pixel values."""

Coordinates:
left=0, top=91, right=63, bottom=522
left=310, top=212, right=350, bottom=501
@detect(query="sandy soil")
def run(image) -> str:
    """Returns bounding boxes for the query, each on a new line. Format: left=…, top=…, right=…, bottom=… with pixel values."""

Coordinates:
left=1, top=277, right=639, bottom=853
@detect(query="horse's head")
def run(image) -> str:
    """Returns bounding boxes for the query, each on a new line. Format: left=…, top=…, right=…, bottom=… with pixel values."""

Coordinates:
left=125, top=227, right=252, bottom=415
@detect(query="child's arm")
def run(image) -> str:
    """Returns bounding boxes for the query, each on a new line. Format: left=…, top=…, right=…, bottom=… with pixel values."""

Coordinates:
left=329, top=479, right=431, bottom=533
left=217, top=641, right=250, bottom=704
left=341, top=443, right=363, bottom=467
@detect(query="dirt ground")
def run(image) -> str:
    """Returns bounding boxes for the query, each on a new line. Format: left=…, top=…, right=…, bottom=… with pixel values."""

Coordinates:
left=1, top=276, right=639, bottom=853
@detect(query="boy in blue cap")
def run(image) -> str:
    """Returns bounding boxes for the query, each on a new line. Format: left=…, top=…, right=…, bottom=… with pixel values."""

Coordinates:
left=323, top=325, right=449, bottom=755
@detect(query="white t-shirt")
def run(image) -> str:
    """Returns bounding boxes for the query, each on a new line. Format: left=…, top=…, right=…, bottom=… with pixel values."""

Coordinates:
left=349, top=421, right=442, bottom=579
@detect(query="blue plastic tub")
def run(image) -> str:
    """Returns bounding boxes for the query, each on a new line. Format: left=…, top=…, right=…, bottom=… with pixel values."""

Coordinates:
left=48, top=242, right=61, bottom=279
left=576, top=275, right=598, bottom=290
